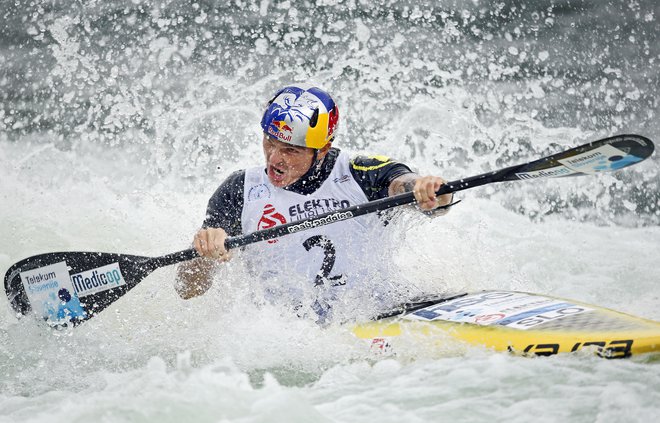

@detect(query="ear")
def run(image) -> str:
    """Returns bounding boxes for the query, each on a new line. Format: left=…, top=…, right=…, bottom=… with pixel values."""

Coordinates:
left=316, top=142, right=333, bottom=160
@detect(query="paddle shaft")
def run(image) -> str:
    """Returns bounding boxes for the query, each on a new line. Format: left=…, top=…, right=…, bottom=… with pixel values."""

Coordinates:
left=165, top=177, right=464, bottom=265
left=158, top=133, right=656, bottom=266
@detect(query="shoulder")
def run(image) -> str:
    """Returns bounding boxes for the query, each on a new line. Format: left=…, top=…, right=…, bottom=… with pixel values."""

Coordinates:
left=208, top=170, right=246, bottom=206
left=204, top=169, right=246, bottom=234
left=226, top=169, right=247, bottom=184
left=348, top=154, right=413, bottom=200
left=216, top=169, right=246, bottom=192
left=350, top=154, right=398, bottom=171
left=349, top=154, right=412, bottom=181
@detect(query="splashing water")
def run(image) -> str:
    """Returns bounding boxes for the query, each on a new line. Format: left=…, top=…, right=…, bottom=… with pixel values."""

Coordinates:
left=1, top=1, right=659, bottom=421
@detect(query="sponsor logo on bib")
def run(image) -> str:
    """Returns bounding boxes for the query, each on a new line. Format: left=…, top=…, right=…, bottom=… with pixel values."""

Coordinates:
left=333, top=174, right=351, bottom=184
left=287, top=211, right=354, bottom=233
left=258, top=204, right=287, bottom=243
left=247, top=184, right=271, bottom=201
left=288, top=198, right=351, bottom=221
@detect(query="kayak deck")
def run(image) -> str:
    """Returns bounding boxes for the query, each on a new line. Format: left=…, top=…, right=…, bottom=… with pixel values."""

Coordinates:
left=352, top=291, right=660, bottom=358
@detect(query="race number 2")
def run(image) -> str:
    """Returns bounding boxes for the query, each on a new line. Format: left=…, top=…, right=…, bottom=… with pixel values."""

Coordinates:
left=302, top=235, right=346, bottom=287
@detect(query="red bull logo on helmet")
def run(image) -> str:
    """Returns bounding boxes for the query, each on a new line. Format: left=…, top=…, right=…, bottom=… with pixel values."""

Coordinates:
left=272, top=120, right=293, bottom=133
left=268, top=119, right=294, bottom=142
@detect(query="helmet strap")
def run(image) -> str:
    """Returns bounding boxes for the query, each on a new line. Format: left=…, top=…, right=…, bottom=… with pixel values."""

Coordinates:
left=309, top=149, right=323, bottom=180
left=292, top=148, right=324, bottom=186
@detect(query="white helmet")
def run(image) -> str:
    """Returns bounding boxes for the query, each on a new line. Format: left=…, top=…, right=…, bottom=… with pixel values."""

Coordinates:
left=260, top=84, right=339, bottom=149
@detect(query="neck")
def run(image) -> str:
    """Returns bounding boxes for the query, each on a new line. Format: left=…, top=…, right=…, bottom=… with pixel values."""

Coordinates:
left=282, top=147, right=340, bottom=195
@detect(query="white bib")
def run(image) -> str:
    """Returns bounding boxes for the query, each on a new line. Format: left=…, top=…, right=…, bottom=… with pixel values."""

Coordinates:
left=241, top=152, right=393, bottom=310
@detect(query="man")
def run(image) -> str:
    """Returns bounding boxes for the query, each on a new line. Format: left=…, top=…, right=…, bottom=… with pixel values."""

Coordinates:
left=176, top=84, right=454, bottom=320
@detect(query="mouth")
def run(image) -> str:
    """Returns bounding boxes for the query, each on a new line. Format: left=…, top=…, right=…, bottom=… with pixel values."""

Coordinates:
left=268, top=165, right=287, bottom=185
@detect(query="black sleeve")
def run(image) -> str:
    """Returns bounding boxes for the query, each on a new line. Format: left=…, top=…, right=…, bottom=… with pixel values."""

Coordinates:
left=202, top=170, right=245, bottom=236
left=349, top=155, right=413, bottom=201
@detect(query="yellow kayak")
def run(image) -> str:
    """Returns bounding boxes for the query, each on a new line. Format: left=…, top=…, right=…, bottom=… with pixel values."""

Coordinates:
left=352, top=291, right=660, bottom=358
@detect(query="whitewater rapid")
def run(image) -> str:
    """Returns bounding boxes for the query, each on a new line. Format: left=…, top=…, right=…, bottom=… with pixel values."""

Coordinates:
left=2, top=0, right=659, bottom=421
left=2, top=137, right=659, bottom=422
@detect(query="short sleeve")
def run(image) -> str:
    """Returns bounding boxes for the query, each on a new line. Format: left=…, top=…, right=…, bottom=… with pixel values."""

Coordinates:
left=203, top=170, right=246, bottom=236
left=349, top=155, right=413, bottom=201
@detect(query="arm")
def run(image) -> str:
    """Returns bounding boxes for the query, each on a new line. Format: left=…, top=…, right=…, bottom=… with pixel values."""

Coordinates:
left=175, top=228, right=232, bottom=299
left=175, top=170, right=245, bottom=299
left=389, top=173, right=454, bottom=215
left=348, top=154, right=454, bottom=215
left=176, top=257, right=217, bottom=300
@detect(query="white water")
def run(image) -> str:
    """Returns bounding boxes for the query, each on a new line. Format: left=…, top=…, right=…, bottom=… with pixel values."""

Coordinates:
left=2, top=1, right=660, bottom=421
left=2, top=128, right=659, bottom=422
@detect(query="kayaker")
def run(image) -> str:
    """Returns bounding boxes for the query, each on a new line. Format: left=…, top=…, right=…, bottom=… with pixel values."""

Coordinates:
left=176, top=84, right=455, bottom=321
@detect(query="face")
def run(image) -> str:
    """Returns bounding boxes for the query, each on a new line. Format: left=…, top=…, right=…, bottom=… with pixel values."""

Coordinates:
left=262, top=134, right=316, bottom=187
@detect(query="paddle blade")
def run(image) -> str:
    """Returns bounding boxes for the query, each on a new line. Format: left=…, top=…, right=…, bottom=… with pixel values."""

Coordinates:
left=440, top=134, right=655, bottom=195
left=4, top=251, right=156, bottom=327
left=504, top=134, right=654, bottom=181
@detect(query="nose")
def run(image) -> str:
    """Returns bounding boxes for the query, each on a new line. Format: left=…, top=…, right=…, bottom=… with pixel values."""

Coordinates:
left=266, top=144, right=284, bottom=164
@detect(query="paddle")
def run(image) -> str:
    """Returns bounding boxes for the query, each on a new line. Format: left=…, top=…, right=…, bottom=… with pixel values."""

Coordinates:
left=4, top=134, right=654, bottom=326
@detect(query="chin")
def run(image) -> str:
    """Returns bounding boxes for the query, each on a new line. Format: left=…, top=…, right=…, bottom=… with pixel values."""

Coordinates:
left=268, top=177, right=288, bottom=188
